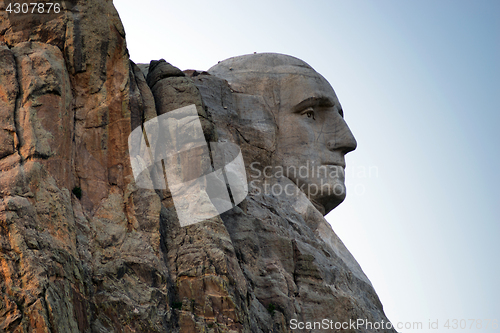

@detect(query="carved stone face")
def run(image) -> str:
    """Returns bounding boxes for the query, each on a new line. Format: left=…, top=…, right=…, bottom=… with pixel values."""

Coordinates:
left=209, top=53, right=357, bottom=215
left=275, top=71, right=357, bottom=215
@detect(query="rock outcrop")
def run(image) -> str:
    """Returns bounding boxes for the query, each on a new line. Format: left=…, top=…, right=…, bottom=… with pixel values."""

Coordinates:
left=0, top=2, right=395, bottom=332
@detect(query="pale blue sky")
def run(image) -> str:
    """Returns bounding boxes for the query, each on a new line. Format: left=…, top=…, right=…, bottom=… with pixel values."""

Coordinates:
left=115, top=1, right=499, bottom=331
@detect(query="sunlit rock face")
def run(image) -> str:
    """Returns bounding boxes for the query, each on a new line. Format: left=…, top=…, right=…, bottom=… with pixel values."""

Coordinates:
left=0, top=2, right=169, bottom=332
left=0, top=2, right=394, bottom=332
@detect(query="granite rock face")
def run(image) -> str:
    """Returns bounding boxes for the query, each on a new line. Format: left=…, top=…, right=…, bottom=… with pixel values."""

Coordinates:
left=0, top=2, right=170, bottom=332
left=0, top=2, right=395, bottom=333
left=186, top=61, right=395, bottom=333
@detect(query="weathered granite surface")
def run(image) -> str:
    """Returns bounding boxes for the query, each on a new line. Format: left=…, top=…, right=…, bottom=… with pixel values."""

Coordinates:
left=0, top=1, right=395, bottom=332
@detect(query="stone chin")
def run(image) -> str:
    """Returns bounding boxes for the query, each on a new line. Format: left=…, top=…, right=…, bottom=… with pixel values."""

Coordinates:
left=317, top=188, right=347, bottom=215
left=282, top=162, right=348, bottom=215
left=299, top=179, right=347, bottom=216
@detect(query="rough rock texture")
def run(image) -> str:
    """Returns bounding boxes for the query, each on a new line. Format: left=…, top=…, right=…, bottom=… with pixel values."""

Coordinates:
left=0, top=2, right=395, bottom=333
left=0, top=2, right=170, bottom=332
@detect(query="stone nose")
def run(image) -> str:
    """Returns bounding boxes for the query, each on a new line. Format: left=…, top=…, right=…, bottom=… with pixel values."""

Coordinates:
left=326, top=122, right=357, bottom=154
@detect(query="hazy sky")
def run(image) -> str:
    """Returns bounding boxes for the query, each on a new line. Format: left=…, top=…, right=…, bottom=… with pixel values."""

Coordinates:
left=115, top=1, right=500, bottom=331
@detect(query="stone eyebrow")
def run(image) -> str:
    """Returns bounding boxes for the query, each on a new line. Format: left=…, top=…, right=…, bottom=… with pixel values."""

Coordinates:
left=293, top=96, right=335, bottom=112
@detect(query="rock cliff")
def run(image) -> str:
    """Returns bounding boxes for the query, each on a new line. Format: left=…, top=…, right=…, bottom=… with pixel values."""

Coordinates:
left=0, top=1, right=395, bottom=332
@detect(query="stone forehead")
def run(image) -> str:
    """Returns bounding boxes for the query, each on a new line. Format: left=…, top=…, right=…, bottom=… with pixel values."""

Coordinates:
left=208, top=53, right=332, bottom=101
left=208, top=53, right=320, bottom=80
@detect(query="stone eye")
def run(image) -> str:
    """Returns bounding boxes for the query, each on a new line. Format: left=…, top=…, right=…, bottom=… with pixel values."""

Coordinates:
left=305, top=110, right=315, bottom=120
